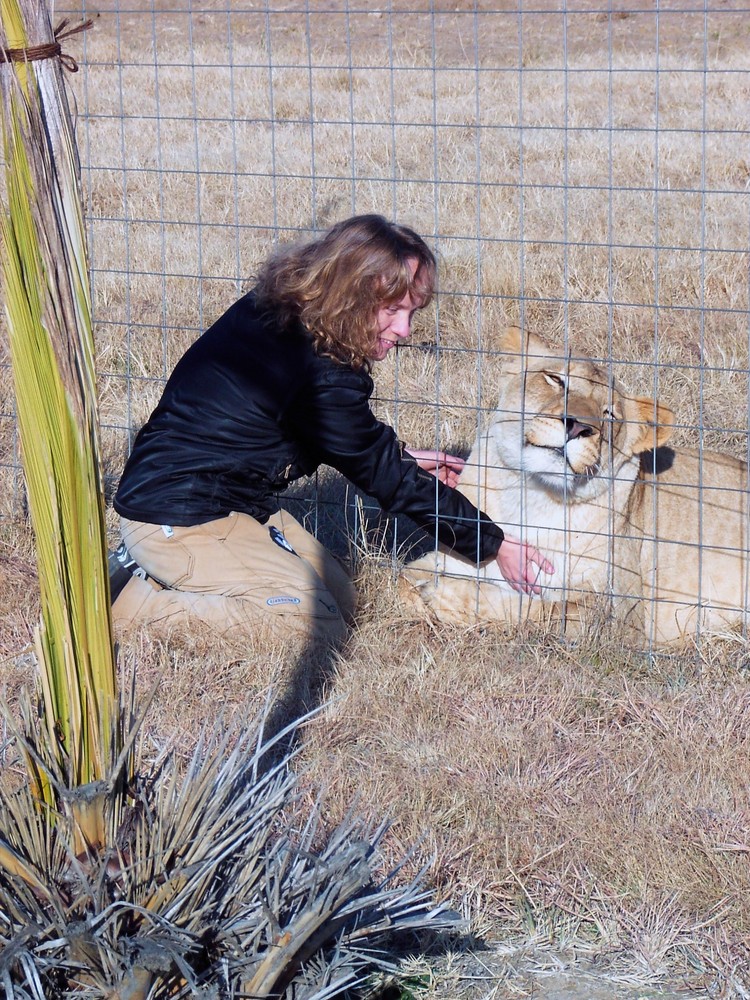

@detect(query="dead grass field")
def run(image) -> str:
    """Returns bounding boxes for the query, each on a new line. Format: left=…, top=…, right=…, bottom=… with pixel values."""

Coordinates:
left=2, top=2, right=750, bottom=996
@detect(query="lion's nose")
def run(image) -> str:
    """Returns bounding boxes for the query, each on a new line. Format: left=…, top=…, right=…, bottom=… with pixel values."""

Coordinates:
left=565, top=417, right=598, bottom=440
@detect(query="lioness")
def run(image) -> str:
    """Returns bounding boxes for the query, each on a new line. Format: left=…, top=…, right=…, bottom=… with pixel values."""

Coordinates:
left=400, top=326, right=749, bottom=647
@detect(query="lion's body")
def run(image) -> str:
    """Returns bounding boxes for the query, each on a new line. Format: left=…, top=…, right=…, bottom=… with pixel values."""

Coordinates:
left=401, top=328, right=749, bottom=646
left=636, top=446, right=748, bottom=644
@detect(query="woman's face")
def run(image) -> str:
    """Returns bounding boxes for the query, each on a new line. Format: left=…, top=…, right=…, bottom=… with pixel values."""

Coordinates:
left=370, top=258, right=424, bottom=361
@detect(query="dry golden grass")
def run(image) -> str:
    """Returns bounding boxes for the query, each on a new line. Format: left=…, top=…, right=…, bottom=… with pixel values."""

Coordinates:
left=3, top=528, right=750, bottom=994
left=3, top=2, right=750, bottom=995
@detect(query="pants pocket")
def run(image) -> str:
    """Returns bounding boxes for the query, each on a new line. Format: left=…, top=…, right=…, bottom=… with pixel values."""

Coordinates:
left=121, top=519, right=196, bottom=589
left=199, top=511, right=242, bottom=543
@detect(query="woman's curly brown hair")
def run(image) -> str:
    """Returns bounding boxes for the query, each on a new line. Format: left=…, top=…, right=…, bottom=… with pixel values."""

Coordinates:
left=253, top=214, right=436, bottom=371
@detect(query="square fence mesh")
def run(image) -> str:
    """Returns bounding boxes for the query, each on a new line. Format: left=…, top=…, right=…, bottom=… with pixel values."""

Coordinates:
left=2, top=0, right=748, bottom=650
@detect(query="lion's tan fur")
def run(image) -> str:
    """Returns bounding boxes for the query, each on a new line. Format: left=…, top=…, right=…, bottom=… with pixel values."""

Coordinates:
left=401, top=327, right=749, bottom=647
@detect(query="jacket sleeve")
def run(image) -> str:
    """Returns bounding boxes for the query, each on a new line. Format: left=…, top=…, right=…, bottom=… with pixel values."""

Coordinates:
left=287, top=366, right=504, bottom=562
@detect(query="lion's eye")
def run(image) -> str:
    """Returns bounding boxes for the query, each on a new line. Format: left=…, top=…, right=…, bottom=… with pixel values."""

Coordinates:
left=543, top=372, right=566, bottom=389
left=603, top=407, right=619, bottom=421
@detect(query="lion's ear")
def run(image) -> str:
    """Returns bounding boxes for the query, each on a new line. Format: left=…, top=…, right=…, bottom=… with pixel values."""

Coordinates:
left=500, top=326, right=526, bottom=356
left=625, top=396, right=675, bottom=452
left=500, top=326, right=552, bottom=367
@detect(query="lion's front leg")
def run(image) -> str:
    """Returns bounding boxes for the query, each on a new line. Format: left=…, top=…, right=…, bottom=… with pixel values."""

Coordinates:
left=399, top=552, right=641, bottom=643
left=399, top=552, right=554, bottom=626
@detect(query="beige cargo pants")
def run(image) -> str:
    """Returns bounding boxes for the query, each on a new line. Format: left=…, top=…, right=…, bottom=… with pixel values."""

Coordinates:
left=112, top=510, right=356, bottom=644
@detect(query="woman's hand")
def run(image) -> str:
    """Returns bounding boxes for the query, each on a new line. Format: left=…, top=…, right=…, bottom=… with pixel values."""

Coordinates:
left=406, top=448, right=465, bottom=489
left=497, top=535, right=555, bottom=596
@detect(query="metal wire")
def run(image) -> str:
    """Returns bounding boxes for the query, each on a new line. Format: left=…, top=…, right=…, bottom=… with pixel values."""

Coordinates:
left=2, top=0, right=748, bottom=655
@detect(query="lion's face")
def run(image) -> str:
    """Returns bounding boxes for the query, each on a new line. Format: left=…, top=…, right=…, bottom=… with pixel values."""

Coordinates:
left=490, top=327, right=673, bottom=501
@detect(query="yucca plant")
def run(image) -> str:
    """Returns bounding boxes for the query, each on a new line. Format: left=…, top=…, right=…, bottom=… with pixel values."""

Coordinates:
left=0, top=1, right=459, bottom=996
left=0, top=0, right=121, bottom=849
left=0, top=707, right=460, bottom=998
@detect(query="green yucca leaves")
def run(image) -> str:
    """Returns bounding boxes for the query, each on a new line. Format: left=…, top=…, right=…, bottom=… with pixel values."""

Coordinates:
left=0, top=0, right=121, bottom=814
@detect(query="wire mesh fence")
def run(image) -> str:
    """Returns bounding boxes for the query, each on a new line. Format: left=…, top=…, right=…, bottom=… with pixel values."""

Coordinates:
left=2, top=0, right=748, bottom=651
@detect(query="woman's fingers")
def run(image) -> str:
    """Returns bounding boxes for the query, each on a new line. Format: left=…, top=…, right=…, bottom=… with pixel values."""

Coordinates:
left=497, top=536, right=554, bottom=595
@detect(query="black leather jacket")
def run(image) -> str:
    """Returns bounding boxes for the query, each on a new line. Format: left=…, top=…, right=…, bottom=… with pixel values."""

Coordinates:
left=113, top=293, right=504, bottom=562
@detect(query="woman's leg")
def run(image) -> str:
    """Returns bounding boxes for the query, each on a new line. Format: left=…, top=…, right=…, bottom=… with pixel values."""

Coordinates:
left=268, top=510, right=357, bottom=624
left=114, top=511, right=353, bottom=642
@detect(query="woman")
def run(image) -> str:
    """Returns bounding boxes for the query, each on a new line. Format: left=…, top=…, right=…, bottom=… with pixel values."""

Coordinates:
left=112, top=215, right=553, bottom=643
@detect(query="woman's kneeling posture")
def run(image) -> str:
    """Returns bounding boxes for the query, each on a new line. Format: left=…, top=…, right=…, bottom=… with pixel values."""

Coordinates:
left=112, top=214, right=552, bottom=643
